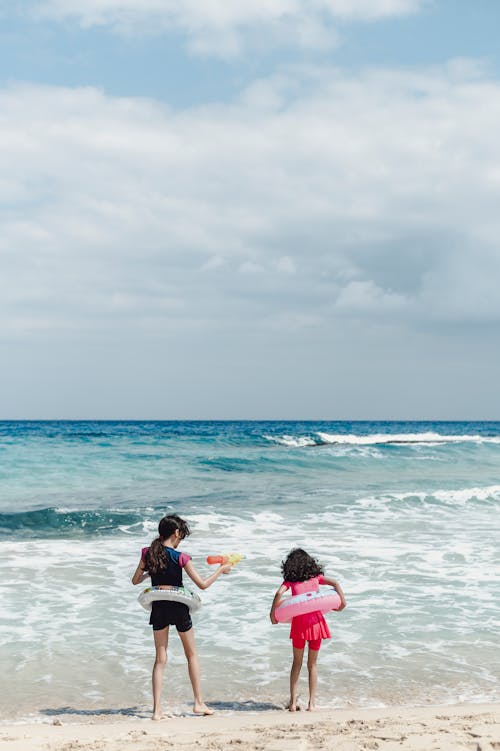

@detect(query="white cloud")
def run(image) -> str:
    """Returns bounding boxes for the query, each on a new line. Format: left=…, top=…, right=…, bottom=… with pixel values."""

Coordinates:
left=335, top=281, right=406, bottom=314
left=275, top=257, right=297, bottom=274
left=320, top=0, right=426, bottom=20
left=200, top=255, right=226, bottom=271
left=2, top=60, right=500, bottom=350
left=24, top=0, right=428, bottom=55
left=239, top=261, right=265, bottom=274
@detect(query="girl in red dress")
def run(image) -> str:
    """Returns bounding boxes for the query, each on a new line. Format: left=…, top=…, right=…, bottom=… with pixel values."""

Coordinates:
left=270, top=548, right=346, bottom=711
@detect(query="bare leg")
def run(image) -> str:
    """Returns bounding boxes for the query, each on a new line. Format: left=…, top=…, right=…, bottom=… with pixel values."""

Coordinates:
left=152, top=627, right=169, bottom=720
left=307, top=646, right=319, bottom=711
left=289, top=647, right=304, bottom=711
left=178, top=627, right=214, bottom=715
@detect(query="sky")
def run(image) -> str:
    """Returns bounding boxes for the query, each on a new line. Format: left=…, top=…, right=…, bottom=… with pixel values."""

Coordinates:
left=1, top=0, right=500, bottom=420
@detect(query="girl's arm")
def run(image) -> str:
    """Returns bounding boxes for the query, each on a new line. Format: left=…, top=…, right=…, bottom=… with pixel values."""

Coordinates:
left=184, top=560, right=232, bottom=590
left=322, top=576, right=346, bottom=610
left=131, top=557, right=150, bottom=585
left=269, top=584, right=287, bottom=624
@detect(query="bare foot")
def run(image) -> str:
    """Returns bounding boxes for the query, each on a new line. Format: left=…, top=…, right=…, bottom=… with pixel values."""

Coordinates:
left=193, top=703, right=214, bottom=716
left=307, top=704, right=315, bottom=712
left=152, top=713, right=166, bottom=721
left=287, top=702, right=301, bottom=712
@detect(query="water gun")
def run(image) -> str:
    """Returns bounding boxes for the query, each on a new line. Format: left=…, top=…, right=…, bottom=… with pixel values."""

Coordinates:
left=206, top=553, right=244, bottom=566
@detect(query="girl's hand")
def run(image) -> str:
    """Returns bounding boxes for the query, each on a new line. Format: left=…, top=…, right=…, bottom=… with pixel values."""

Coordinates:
left=270, top=585, right=287, bottom=624
left=184, top=560, right=231, bottom=589
left=322, top=576, right=347, bottom=611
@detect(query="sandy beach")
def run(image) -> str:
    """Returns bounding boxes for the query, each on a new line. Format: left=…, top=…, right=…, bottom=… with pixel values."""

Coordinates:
left=1, top=703, right=498, bottom=751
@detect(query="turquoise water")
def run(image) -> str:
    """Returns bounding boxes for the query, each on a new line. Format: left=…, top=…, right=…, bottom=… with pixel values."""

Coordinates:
left=0, top=421, right=499, bottom=720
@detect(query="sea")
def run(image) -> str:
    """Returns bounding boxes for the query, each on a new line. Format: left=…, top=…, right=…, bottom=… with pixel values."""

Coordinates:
left=0, top=420, right=499, bottom=721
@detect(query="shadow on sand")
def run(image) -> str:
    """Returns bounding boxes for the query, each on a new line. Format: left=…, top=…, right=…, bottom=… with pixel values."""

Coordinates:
left=39, top=700, right=281, bottom=718
left=206, top=701, right=282, bottom=712
left=40, top=706, right=147, bottom=718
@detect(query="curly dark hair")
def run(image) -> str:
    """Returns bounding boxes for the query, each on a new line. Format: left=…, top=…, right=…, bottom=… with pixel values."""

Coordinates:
left=145, top=514, right=191, bottom=574
left=281, top=548, right=324, bottom=582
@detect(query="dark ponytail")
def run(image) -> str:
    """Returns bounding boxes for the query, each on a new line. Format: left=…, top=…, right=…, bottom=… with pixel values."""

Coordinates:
left=146, top=514, right=191, bottom=574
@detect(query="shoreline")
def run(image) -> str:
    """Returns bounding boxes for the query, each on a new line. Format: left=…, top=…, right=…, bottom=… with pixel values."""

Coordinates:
left=1, top=702, right=498, bottom=751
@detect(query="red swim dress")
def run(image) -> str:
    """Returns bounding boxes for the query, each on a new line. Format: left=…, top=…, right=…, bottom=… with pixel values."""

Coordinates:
left=284, top=575, right=331, bottom=643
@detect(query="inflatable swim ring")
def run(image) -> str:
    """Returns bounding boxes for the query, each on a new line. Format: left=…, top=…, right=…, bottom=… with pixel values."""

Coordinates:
left=138, top=586, right=202, bottom=612
left=275, top=588, right=341, bottom=623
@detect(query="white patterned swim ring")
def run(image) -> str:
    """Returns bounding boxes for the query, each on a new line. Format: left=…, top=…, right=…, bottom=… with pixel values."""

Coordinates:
left=138, top=585, right=202, bottom=612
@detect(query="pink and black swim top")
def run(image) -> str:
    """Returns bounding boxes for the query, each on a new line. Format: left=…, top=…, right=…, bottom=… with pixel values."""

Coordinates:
left=141, top=546, right=192, bottom=588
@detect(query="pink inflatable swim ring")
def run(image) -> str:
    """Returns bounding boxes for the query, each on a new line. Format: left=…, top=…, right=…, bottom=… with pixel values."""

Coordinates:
left=275, top=588, right=341, bottom=623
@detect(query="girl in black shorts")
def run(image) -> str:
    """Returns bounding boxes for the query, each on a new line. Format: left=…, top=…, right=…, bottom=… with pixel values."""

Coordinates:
left=132, top=514, right=232, bottom=719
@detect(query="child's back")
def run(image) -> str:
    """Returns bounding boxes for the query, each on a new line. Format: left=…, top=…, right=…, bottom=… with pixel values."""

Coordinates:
left=270, top=548, right=346, bottom=711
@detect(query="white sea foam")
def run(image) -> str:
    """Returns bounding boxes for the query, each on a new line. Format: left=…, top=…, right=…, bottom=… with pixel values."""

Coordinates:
left=356, top=484, right=500, bottom=508
left=264, top=430, right=500, bottom=448
left=263, top=434, right=317, bottom=447
left=317, top=431, right=500, bottom=445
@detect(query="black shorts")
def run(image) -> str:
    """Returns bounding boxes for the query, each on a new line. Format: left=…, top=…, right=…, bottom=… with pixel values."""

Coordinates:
left=149, top=601, right=192, bottom=632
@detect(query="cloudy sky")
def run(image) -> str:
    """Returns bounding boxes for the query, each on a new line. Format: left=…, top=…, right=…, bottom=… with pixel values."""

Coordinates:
left=1, top=1, right=500, bottom=419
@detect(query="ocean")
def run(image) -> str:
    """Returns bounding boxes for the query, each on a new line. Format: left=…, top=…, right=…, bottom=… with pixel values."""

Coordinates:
left=0, top=420, right=498, bottom=721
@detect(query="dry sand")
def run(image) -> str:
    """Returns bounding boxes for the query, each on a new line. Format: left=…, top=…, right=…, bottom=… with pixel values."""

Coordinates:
left=0, top=703, right=498, bottom=751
